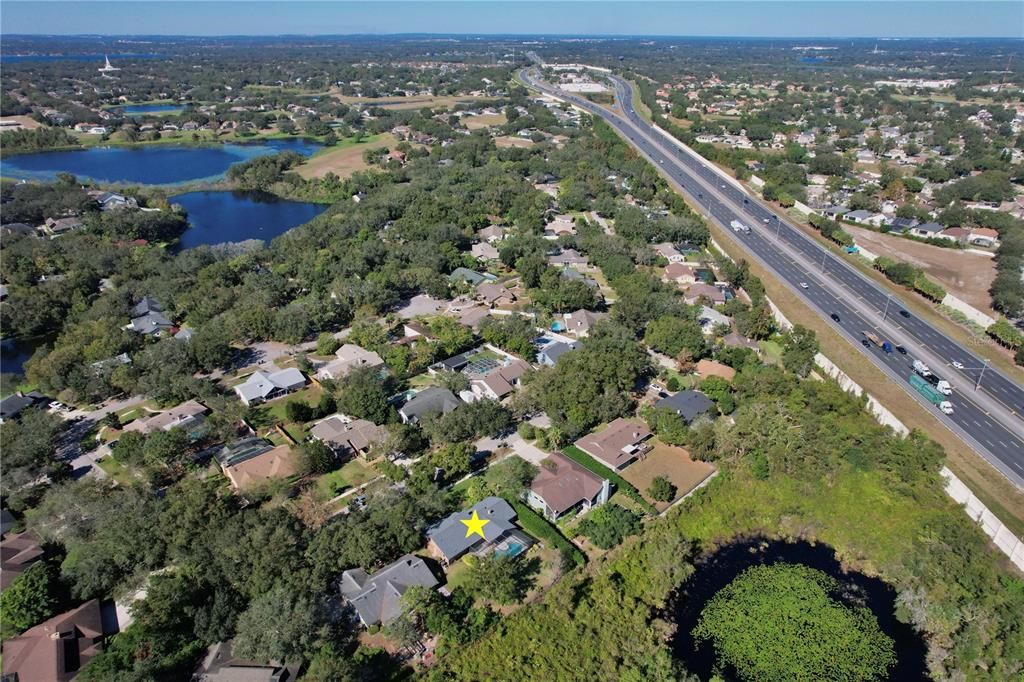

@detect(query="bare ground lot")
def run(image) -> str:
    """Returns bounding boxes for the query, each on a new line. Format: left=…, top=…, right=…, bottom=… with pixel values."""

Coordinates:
left=463, top=112, right=506, bottom=130
left=620, top=439, right=716, bottom=512
left=844, top=224, right=997, bottom=314
left=0, top=115, right=41, bottom=130
left=494, top=136, right=534, bottom=149
left=295, top=133, right=396, bottom=180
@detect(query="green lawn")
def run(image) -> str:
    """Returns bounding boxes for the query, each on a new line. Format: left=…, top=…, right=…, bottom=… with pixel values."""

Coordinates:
left=759, top=339, right=784, bottom=365
left=315, top=458, right=378, bottom=500
left=96, top=456, right=137, bottom=486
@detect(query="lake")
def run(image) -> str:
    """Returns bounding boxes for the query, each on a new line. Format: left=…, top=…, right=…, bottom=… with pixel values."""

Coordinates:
left=0, top=138, right=321, bottom=185
left=668, top=538, right=928, bottom=681
left=1, top=335, right=54, bottom=377
left=119, top=104, right=184, bottom=115
left=171, top=190, right=326, bottom=249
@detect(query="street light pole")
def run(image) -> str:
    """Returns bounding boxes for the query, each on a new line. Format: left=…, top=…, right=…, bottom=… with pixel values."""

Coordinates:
left=820, top=249, right=827, bottom=273
left=976, top=359, right=989, bottom=391
left=882, top=294, right=891, bottom=321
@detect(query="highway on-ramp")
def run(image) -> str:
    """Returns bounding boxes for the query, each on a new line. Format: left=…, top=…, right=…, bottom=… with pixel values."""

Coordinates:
left=519, top=65, right=1024, bottom=487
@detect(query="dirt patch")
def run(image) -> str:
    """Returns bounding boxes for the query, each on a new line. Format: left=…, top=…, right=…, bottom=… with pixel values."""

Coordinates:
left=0, top=115, right=41, bottom=130
left=844, top=224, right=997, bottom=314
left=495, top=136, right=534, bottom=149
left=295, top=133, right=396, bottom=180
left=620, top=439, right=716, bottom=512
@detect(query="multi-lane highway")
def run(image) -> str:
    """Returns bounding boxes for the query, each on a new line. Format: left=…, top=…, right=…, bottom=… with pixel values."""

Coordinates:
left=520, top=65, right=1024, bottom=486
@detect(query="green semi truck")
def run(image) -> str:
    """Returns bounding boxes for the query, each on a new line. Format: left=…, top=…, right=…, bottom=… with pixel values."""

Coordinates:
left=910, top=372, right=954, bottom=414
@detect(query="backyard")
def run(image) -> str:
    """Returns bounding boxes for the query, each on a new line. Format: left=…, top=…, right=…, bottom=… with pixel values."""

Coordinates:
left=315, top=457, right=379, bottom=500
left=619, top=439, right=716, bottom=512
left=295, top=133, right=396, bottom=180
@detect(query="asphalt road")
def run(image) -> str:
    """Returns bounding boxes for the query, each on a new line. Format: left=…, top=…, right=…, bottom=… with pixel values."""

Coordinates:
left=520, top=66, right=1024, bottom=486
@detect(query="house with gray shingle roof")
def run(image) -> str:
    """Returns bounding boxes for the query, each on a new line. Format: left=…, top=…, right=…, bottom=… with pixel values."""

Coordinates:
left=426, top=497, right=533, bottom=566
left=233, top=368, right=306, bottom=406
left=339, top=554, right=439, bottom=627
left=398, top=387, right=461, bottom=424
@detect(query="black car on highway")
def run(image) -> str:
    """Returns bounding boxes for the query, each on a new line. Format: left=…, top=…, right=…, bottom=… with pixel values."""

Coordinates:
left=830, top=313, right=841, bottom=322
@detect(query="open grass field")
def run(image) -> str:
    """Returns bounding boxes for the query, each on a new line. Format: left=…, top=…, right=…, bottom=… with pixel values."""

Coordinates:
left=462, top=112, right=506, bottom=130
left=334, top=94, right=494, bottom=110
left=843, top=223, right=998, bottom=314
left=620, top=440, right=716, bottom=512
left=294, top=133, right=395, bottom=179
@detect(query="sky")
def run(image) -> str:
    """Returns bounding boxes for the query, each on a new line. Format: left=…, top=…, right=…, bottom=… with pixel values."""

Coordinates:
left=1, top=1, right=1022, bottom=38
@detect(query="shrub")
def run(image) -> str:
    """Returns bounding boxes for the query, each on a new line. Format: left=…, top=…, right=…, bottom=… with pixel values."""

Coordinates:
left=647, top=476, right=677, bottom=502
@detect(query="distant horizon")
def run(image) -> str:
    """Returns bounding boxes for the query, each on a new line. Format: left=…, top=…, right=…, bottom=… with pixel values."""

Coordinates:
left=3, top=32, right=1023, bottom=40
left=2, top=2, right=1022, bottom=39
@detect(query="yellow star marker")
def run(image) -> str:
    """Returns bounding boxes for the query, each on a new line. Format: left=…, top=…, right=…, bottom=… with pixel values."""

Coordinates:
left=461, top=510, right=490, bottom=540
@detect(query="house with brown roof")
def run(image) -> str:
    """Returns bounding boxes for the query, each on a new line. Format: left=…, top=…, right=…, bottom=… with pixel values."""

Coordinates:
left=476, top=282, right=516, bottom=307
left=122, top=399, right=208, bottom=436
left=2, top=599, right=111, bottom=682
left=456, top=305, right=490, bottom=330
left=561, top=309, right=607, bottom=338
left=0, top=532, right=43, bottom=591
left=309, top=415, right=387, bottom=458
left=471, top=242, right=500, bottom=262
left=216, top=438, right=298, bottom=491
left=663, top=262, right=697, bottom=285
left=527, top=452, right=610, bottom=521
left=470, top=358, right=530, bottom=401
left=573, top=418, right=653, bottom=471
left=683, top=282, right=726, bottom=305
left=653, top=242, right=685, bottom=263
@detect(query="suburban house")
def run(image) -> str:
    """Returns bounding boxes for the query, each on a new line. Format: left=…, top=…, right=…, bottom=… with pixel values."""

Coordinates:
left=233, top=368, right=306, bottom=406
left=317, top=344, right=384, bottom=381
left=87, top=190, right=138, bottom=211
left=821, top=206, right=850, bottom=220
left=216, top=438, right=297, bottom=491
left=683, top=282, right=727, bottom=306
left=399, top=387, right=461, bottom=424
left=401, top=321, right=437, bottom=344
left=456, top=305, right=490, bottom=330
left=123, top=399, right=208, bottom=437
left=470, top=358, right=531, bottom=401
left=544, top=214, right=576, bottom=239
left=2, top=599, right=112, bottom=682
left=339, top=554, right=439, bottom=627
left=41, top=216, right=83, bottom=237
left=909, top=222, right=944, bottom=238
left=655, top=390, right=718, bottom=424
left=471, top=242, right=500, bottom=262
left=476, top=282, right=516, bottom=307
left=0, top=391, right=48, bottom=423
left=478, top=225, right=506, bottom=243
left=128, top=296, right=173, bottom=335
left=192, top=640, right=299, bottom=682
left=968, top=227, right=1000, bottom=247
left=426, top=497, right=533, bottom=567
left=698, top=305, right=731, bottom=334
left=537, top=340, right=580, bottom=367
left=547, top=248, right=589, bottom=268
left=1, top=532, right=43, bottom=591
left=887, top=217, right=918, bottom=234
left=653, top=242, right=685, bottom=263
left=663, top=262, right=697, bottom=284
left=448, top=267, right=495, bottom=287
left=695, top=359, right=737, bottom=382
left=561, top=309, right=608, bottom=338
left=309, top=415, right=387, bottom=457
left=527, top=452, right=610, bottom=521
left=844, top=210, right=887, bottom=227
left=574, top=418, right=653, bottom=470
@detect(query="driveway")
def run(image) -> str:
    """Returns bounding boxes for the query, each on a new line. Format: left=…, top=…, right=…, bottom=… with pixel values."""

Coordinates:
left=503, top=433, right=550, bottom=466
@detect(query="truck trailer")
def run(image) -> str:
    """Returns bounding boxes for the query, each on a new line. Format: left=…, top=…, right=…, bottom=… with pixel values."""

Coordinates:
left=910, top=373, right=953, bottom=414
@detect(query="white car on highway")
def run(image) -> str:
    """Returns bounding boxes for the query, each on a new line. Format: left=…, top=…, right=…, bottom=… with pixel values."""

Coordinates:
left=799, top=282, right=809, bottom=289
left=952, top=361, right=964, bottom=370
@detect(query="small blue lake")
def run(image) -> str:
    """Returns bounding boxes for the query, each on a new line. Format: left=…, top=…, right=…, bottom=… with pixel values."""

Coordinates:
left=0, top=138, right=321, bottom=185
left=171, top=190, right=326, bottom=249
left=119, top=104, right=184, bottom=115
